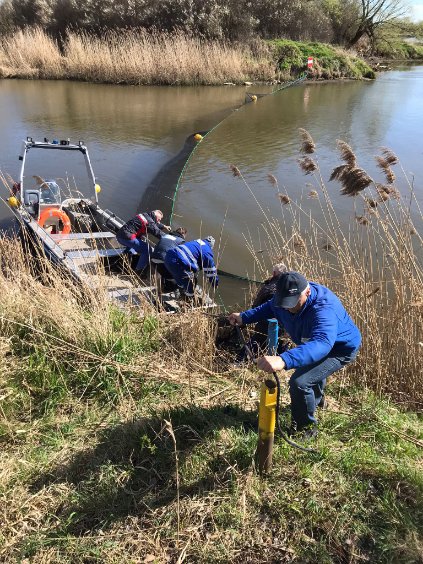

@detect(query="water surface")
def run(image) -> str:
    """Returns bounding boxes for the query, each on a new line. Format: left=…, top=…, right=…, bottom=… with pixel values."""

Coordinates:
left=0, top=70, right=421, bottom=305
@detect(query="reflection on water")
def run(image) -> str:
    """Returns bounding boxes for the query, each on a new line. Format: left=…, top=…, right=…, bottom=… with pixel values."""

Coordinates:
left=0, top=69, right=422, bottom=305
left=174, top=68, right=423, bottom=283
left=0, top=79, right=249, bottom=223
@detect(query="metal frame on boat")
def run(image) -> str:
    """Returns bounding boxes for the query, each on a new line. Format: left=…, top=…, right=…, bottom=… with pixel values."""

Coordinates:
left=8, top=136, right=215, bottom=312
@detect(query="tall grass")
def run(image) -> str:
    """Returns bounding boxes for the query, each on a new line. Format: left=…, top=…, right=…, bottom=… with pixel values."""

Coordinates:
left=0, top=223, right=218, bottom=421
left=0, top=145, right=422, bottom=562
left=0, top=28, right=274, bottom=85
left=234, top=131, right=422, bottom=407
left=0, top=27, right=63, bottom=79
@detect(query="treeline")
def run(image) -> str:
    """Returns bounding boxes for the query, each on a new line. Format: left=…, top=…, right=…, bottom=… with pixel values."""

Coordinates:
left=0, top=0, right=422, bottom=48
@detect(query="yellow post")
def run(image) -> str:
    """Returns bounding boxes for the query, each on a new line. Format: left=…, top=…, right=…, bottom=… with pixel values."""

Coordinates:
left=257, top=379, right=277, bottom=474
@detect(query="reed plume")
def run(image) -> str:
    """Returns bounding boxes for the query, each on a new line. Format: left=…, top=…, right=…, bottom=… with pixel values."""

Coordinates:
left=375, top=148, right=398, bottom=184
left=330, top=141, right=373, bottom=196
left=337, top=140, right=357, bottom=167
left=380, top=147, right=399, bottom=166
left=278, top=193, right=291, bottom=205
left=366, top=198, right=378, bottom=208
left=299, top=128, right=316, bottom=154
left=298, top=157, right=317, bottom=175
left=355, top=215, right=369, bottom=225
left=339, top=167, right=373, bottom=196
left=230, top=164, right=241, bottom=177
left=267, top=174, right=278, bottom=187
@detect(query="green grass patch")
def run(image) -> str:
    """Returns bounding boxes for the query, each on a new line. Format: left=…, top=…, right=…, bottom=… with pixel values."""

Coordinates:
left=269, top=39, right=375, bottom=80
left=1, top=384, right=421, bottom=562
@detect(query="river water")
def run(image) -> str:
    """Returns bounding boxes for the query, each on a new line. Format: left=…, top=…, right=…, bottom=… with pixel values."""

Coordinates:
left=0, top=67, right=422, bottom=306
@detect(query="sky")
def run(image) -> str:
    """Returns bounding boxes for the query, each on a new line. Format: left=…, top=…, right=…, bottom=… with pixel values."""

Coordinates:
left=410, top=1, right=423, bottom=22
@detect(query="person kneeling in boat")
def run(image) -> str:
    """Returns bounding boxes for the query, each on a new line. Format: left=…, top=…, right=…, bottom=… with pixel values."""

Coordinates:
left=151, top=227, right=187, bottom=293
left=228, top=271, right=361, bottom=439
left=164, top=236, right=218, bottom=299
left=116, top=210, right=171, bottom=274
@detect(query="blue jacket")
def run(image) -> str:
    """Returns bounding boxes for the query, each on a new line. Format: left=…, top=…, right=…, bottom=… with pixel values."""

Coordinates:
left=241, top=282, right=361, bottom=369
left=170, top=239, right=219, bottom=287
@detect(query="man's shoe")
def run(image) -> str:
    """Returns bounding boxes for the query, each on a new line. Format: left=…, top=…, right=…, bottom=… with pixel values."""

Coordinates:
left=288, top=422, right=318, bottom=440
left=301, top=426, right=318, bottom=440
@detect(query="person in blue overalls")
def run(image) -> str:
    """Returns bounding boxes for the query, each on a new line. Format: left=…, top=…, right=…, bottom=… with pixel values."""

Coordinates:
left=164, top=236, right=219, bottom=298
left=116, top=210, right=171, bottom=272
left=229, top=271, right=361, bottom=438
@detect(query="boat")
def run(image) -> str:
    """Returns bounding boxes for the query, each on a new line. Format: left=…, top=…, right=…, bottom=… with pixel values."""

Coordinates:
left=7, top=136, right=216, bottom=312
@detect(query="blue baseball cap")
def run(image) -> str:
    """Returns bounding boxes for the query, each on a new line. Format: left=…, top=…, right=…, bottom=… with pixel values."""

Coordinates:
left=274, top=271, right=308, bottom=308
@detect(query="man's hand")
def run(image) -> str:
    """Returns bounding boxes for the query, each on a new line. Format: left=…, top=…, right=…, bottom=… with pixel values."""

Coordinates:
left=228, top=312, right=243, bottom=326
left=162, top=225, right=172, bottom=233
left=257, top=355, right=285, bottom=373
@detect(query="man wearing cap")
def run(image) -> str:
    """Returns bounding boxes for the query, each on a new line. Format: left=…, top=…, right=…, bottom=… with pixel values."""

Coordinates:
left=164, top=236, right=219, bottom=298
left=228, top=271, right=361, bottom=438
left=116, top=210, right=171, bottom=273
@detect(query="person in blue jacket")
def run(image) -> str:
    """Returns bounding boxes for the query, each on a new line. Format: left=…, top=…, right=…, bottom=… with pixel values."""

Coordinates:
left=164, top=236, right=219, bottom=298
left=151, top=227, right=187, bottom=292
left=228, top=271, right=361, bottom=438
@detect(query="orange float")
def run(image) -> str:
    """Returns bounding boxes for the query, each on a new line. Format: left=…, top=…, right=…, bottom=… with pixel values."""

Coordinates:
left=38, top=207, right=71, bottom=235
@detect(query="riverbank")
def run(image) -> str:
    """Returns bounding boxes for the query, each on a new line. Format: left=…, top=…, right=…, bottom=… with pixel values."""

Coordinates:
left=1, top=125, right=422, bottom=560
left=0, top=28, right=375, bottom=85
left=0, top=233, right=422, bottom=561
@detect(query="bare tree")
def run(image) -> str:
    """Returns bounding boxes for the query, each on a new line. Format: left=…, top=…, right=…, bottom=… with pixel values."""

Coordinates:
left=346, top=0, right=409, bottom=47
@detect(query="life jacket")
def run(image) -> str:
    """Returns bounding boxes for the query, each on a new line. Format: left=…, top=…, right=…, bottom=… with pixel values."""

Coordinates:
left=131, top=213, right=148, bottom=239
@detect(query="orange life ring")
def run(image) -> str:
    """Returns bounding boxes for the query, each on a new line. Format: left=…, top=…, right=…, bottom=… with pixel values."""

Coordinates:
left=38, top=207, right=71, bottom=235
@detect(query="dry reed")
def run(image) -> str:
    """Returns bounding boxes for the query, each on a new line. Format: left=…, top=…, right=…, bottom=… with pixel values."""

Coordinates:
left=233, top=131, right=422, bottom=406
left=0, top=28, right=274, bottom=85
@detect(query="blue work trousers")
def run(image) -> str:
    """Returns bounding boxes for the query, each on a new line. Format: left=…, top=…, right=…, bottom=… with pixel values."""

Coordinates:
left=164, top=253, right=197, bottom=296
left=116, top=234, right=153, bottom=271
left=289, top=351, right=358, bottom=428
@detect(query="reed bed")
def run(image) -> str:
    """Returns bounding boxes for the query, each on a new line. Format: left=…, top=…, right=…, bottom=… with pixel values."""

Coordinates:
left=0, top=28, right=273, bottom=85
left=233, top=131, right=422, bottom=406
left=0, top=215, right=219, bottom=422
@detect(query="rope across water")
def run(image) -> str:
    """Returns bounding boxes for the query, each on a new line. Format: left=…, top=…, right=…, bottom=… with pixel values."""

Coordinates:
left=169, top=73, right=307, bottom=285
left=169, top=74, right=307, bottom=225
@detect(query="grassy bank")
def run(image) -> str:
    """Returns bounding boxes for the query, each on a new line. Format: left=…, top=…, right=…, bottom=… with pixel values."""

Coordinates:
left=373, top=39, right=423, bottom=61
left=0, top=29, right=374, bottom=85
left=0, top=237, right=421, bottom=562
left=270, top=39, right=375, bottom=80
left=1, top=130, right=422, bottom=561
